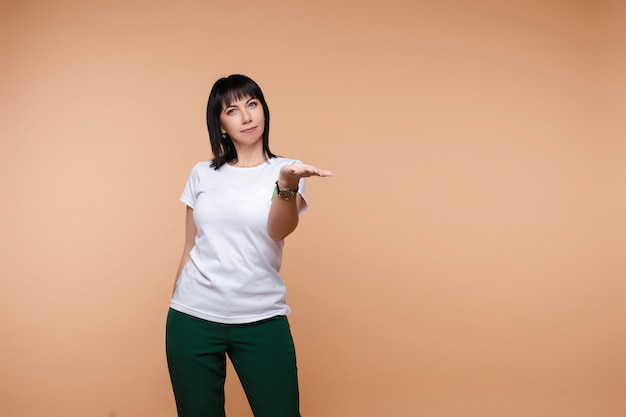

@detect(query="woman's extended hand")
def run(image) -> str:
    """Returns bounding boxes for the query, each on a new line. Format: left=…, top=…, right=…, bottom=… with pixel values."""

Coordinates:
left=277, top=164, right=333, bottom=189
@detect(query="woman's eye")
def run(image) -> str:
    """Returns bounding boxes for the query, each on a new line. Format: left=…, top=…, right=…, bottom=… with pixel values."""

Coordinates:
left=226, top=108, right=236, bottom=115
left=248, top=101, right=258, bottom=108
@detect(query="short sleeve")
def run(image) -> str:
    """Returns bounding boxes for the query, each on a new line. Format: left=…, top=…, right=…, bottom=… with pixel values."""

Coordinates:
left=180, top=164, right=200, bottom=208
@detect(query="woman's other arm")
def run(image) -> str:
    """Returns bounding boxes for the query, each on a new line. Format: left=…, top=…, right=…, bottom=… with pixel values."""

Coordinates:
left=172, top=206, right=197, bottom=295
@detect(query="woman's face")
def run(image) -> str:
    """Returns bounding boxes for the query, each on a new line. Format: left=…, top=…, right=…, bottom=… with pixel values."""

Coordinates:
left=219, top=95, right=265, bottom=147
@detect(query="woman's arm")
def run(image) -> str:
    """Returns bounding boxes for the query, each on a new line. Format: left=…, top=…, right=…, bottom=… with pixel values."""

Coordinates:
left=267, top=163, right=332, bottom=241
left=172, top=205, right=197, bottom=295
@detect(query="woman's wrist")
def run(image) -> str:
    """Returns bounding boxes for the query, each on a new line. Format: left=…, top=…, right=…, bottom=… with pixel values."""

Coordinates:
left=277, top=177, right=299, bottom=190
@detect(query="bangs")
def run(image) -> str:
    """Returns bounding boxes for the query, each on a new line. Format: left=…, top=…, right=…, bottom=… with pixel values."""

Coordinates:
left=214, top=75, right=263, bottom=111
left=221, top=86, right=259, bottom=108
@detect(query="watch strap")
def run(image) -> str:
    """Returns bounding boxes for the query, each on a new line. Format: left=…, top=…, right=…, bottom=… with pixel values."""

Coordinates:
left=275, top=180, right=299, bottom=200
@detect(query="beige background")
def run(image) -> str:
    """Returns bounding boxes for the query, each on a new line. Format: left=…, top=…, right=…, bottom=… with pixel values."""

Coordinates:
left=1, top=1, right=625, bottom=416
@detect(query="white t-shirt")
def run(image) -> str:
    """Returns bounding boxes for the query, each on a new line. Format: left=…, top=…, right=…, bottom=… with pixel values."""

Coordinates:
left=169, top=157, right=307, bottom=324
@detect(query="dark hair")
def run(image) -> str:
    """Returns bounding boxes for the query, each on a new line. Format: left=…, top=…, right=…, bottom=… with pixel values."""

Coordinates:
left=206, top=74, right=276, bottom=169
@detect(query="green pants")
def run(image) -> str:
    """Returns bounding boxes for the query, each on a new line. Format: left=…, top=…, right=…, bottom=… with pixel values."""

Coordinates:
left=166, top=308, right=302, bottom=417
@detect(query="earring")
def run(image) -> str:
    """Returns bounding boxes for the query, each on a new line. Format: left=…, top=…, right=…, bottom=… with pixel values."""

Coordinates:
left=221, top=133, right=226, bottom=139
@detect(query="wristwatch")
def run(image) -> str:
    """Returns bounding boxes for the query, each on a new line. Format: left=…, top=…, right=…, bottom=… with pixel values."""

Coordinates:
left=275, top=180, right=299, bottom=201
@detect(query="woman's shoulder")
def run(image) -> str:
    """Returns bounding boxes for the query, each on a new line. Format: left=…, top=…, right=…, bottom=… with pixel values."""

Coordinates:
left=184, top=161, right=217, bottom=179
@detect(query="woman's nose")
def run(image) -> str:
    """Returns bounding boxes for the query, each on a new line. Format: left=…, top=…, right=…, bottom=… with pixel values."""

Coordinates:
left=241, top=109, right=252, bottom=123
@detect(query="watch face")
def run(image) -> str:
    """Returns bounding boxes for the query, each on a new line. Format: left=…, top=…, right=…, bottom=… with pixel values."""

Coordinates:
left=279, top=190, right=296, bottom=200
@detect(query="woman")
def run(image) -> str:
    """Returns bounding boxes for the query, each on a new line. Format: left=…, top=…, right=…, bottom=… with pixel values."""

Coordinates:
left=166, top=74, right=332, bottom=417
